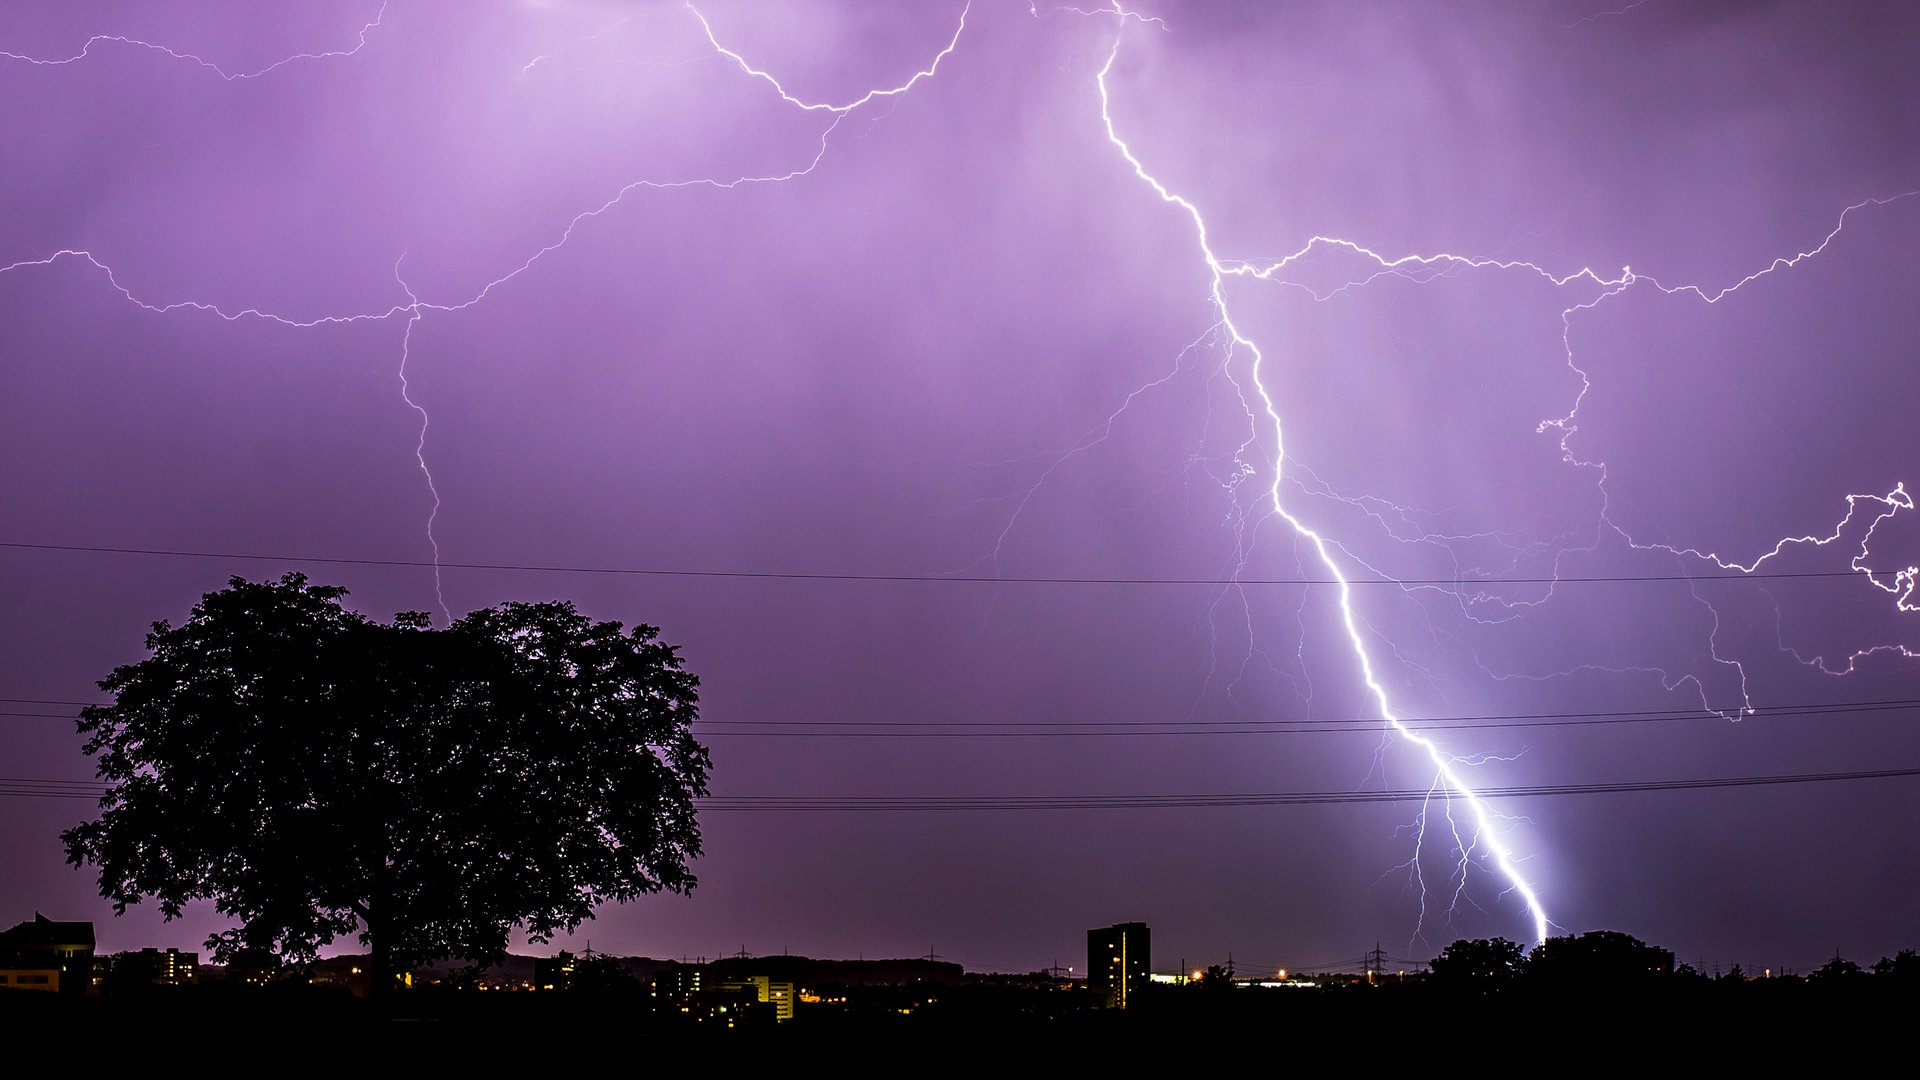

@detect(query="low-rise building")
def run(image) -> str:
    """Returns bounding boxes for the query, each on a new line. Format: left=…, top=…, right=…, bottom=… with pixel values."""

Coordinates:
left=0, top=914, right=95, bottom=994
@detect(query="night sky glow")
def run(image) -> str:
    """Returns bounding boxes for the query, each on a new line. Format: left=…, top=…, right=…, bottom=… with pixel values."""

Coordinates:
left=4, top=1, right=1919, bottom=975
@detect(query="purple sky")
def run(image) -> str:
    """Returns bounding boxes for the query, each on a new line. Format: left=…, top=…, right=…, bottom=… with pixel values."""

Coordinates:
left=4, top=1, right=1919, bottom=976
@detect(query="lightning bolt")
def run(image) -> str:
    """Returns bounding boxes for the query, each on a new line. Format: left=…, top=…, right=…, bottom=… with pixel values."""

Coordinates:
left=392, top=257, right=447, bottom=625
left=3, top=3, right=972, bottom=617
left=1088, top=6, right=1551, bottom=943
left=1239, top=192, right=1920, bottom=720
left=1069, top=3, right=1918, bottom=943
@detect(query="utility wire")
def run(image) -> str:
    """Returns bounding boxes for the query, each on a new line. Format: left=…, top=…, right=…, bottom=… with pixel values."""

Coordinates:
left=0, top=539, right=1885, bottom=586
left=703, top=769, right=1920, bottom=808
left=10, top=697, right=1919, bottom=736
left=7, top=766, right=1915, bottom=804
left=687, top=698, right=1920, bottom=737
left=690, top=767, right=1920, bottom=810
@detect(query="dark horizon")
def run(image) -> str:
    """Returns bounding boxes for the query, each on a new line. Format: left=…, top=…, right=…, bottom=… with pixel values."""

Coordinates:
left=21, top=911, right=1916, bottom=984
left=4, top=1, right=1919, bottom=976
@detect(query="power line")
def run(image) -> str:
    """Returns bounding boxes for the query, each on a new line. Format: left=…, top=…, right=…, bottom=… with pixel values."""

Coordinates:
left=19, top=766, right=1910, bottom=805
left=0, top=539, right=1884, bottom=587
left=0, top=777, right=108, bottom=799
left=690, top=768, right=1920, bottom=810
left=11, top=696, right=1919, bottom=736
left=687, top=698, right=1920, bottom=737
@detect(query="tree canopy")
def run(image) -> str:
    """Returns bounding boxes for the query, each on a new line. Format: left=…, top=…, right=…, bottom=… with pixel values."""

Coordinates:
left=63, top=574, right=710, bottom=983
left=1526, top=930, right=1674, bottom=983
left=1427, top=936, right=1523, bottom=984
left=1432, top=930, right=1676, bottom=988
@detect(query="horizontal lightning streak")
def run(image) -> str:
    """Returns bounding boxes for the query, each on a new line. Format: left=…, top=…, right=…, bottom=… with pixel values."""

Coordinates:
left=0, top=3, right=976, bottom=641
left=0, top=2, right=387, bottom=80
left=691, top=1, right=969, bottom=115
left=1, top=5, right=972, bottom=329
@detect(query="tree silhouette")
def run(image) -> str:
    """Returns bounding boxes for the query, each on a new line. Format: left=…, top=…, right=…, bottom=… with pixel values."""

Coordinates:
left=1428, top=937, right=1523, bottom=985
left=63, top=574, right=709, bottom=991
left=1809, top=955, right=1865, bottom=983
left=1872, top=949, right=1920, bottom=982
left=1525, top=930, right=1674, bottom=984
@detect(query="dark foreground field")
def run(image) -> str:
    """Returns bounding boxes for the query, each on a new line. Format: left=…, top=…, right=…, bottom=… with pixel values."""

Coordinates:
left=3, top=978, right=1905, bottom=1067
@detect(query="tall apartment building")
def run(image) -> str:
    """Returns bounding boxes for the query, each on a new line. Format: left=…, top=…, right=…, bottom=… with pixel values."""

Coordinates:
left=1088, top=921, right=1149, bottom=1009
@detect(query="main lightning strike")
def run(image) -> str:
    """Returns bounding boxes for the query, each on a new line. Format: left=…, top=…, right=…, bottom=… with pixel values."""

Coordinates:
left=1078, top=6, right=1918, bottom=942
left=1091, top=9, right=1551, bottom=943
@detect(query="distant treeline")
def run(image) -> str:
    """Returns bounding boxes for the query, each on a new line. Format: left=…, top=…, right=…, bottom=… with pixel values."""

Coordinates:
left=1421, top=929, right=1920, bottom=988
